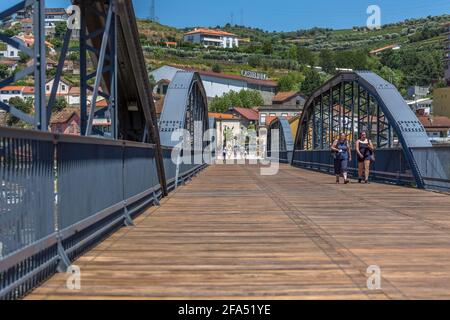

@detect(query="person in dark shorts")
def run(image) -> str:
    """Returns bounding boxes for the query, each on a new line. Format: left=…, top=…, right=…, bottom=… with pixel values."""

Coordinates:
left=356, top=131, right=374, bottom=183
left=331, top=133, right=352, bottom=184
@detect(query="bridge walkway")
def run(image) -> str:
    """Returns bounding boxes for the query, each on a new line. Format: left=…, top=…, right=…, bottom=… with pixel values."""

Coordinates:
left=27, top=164, right=450, bottom=300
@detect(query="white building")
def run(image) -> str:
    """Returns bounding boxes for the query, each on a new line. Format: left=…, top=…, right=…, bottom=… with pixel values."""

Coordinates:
left=0, top=86, right=25, bottom=103
left=184, top=28, right=239, bottom=49
left=68, top=87, right=80, bottom=106
left=45, top=77, right=71, bottom=96
left=0, top=38, right=21, bottom=59
left=150, top=66, right=277, bottom=105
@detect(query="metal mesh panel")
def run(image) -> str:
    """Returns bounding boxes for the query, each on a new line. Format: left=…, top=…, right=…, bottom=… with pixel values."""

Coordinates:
left=0, top=137, right=54, bottom=257
left=124, top=146, right=159, bottom=199
left=292, top=148, right=414, bottom=185
left=412, top=147, right=450, bottom=191
left=57, top=142, right=124, bottom=230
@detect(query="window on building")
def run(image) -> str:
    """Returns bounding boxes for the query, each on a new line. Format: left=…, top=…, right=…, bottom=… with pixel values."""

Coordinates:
left=269, top=113, right=276, bottom=117
left=261, top=113, right=267, bottom=125
left=281, top=113, right=288, bottom=118
left=46, top=85, right=50, bottom=91
left=62, top=84, right=66, bottom=91
left=10, top=51, right=14, bottom=56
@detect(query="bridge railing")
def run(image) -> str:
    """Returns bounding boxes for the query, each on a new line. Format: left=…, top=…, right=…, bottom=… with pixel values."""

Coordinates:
left=162, top=148, right=208, bottom=192
left=0, top=127, right=163, bottom=299
left=411, top=146, right=450, bottom=192
left=292, top=148, right=416, bottom=186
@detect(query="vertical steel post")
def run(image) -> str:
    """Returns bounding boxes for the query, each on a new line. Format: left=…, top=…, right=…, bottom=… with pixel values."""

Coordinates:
left=33, top=0, right=47, bottom=131
left=86, top=1, right=113, bottom=136
left=80, top=4, right=88, bottom=135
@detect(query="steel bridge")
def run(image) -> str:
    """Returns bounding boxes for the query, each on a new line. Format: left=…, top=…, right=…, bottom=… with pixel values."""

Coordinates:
left=1, top=0, right=450, bottom=300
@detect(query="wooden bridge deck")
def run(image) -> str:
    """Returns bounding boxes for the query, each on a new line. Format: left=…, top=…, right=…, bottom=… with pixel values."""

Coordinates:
left=28, top=164, right=450, bottom=300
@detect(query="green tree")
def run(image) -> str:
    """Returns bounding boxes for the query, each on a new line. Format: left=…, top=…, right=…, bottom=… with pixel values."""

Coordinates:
left=209, top=90, right=264, bottom=113
left=212, top=64, right=222, bottom=73
left=300, top=68, right=323, bottom=96
left=262, top=42, right=273, bottom=55
left=319, top=49, right=336, bottom=74
left=55, top=21, right=67, bottom=39
left=19, top=51, right=29, bottom=63
left=297, top=47, right=316, bottom=66
left=287, top=44, right=298, bottom=60
left=7, top=97, right=34, bottom=127
left=277, top=72, right=304, bottom=92
left=53, top=97, right=68, bottom=113
left=0, top=64, right=10, bottom=80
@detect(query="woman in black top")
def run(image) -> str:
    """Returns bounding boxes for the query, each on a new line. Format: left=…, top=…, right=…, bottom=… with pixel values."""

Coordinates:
left=356, top=132, right=374, bottom=183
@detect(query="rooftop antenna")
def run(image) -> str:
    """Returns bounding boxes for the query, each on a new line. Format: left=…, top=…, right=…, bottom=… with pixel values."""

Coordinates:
left=150, top=0, right=156, bottom=21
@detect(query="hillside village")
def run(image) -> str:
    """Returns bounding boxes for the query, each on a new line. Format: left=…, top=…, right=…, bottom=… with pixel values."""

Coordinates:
left=0, top=8, right=449, bottom=143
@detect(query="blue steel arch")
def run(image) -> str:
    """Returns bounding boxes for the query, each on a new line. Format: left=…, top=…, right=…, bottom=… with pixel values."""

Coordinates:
left=158, top=71, right=210, bottom=191
left=267, top=117, right=295, bottom=163
left=293, top=71, right=432, bottom=188
left=159, top=71, right=209, bottom=147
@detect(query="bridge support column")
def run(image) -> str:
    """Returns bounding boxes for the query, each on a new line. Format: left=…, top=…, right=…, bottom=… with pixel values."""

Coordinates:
left=56, top=235, right=71, bottom=273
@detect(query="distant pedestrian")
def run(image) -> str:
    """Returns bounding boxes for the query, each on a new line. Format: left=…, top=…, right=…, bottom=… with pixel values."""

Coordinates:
left=222, top=147, right=227, bottom=163
left=331, top=133, right=352, bottom=184
left=356, top=132, right=374, bottom=183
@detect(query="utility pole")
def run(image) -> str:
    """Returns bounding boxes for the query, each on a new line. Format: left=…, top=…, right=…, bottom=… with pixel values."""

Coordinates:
left=150, top=0, right=156, bottom=21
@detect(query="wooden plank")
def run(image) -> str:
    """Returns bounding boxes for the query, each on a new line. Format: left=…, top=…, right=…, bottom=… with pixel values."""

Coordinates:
left=27, top=164, right=450, bottom=300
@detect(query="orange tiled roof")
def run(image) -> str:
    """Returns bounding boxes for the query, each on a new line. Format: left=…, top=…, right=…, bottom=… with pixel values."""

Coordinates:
left=185, top=28, right=236, bottom=37
left=95, top=99, right=108, bottom=108
left=69, top=87, right=80, bottom=95
left=272, top=91, right=299, bottom=103
left=0, top=86, right=25, bottom=91
left=231, top=107, right=259, bottom=121
left=153, top=94, right=165, bottom=115
left=50, top=107, right=79, bottom=124
left=418, top=116, right=450, bottom=129
left=208, top=112, right=234, bottom=120
left=369, top=44, right=399, bottom=54
left=22, top=86, right=35, bottom=94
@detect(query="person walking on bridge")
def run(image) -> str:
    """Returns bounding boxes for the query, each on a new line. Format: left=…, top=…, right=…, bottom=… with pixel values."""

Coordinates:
left=331, top=133, right=352, bottom=184
left=356, top=132, right=374, bottom=183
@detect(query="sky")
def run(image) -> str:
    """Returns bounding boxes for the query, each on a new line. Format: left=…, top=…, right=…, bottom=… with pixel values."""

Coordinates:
left=1, top=0, right=449, bottom=31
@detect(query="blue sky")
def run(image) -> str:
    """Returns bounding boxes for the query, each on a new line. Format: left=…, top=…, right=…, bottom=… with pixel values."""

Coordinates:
left=1, top=0, right=449, bottom=31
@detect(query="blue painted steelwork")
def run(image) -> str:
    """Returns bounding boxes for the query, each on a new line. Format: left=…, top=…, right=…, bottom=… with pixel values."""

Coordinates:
left=0, top=127, right=165, bottom=299
left=159, top=71, right=210, bottom=191
left=294, top=149, right=415, bottom=186
left=267, top=117, right=294, bottom=163
left=293, top=71, right=434, bottom=189
left=0, top=0, right=47, bottom=130
left=411, top=146, right=450, bottom=192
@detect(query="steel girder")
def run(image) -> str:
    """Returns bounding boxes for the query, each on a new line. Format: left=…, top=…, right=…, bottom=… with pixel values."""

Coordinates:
left=293, top=71, right=432, bottom=188
left=267, top=117, right=295, bottom=163
left=0, top=0, right=46, bottom=130
left=158, top=71, right=209, bottom=149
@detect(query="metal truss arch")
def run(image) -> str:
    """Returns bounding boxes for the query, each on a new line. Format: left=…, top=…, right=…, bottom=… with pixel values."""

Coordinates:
left=159, top=71, right=209, bottom=148
left=267, top=117, right=295, bottom=163
left=293, top=71, right=432, bottom=188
